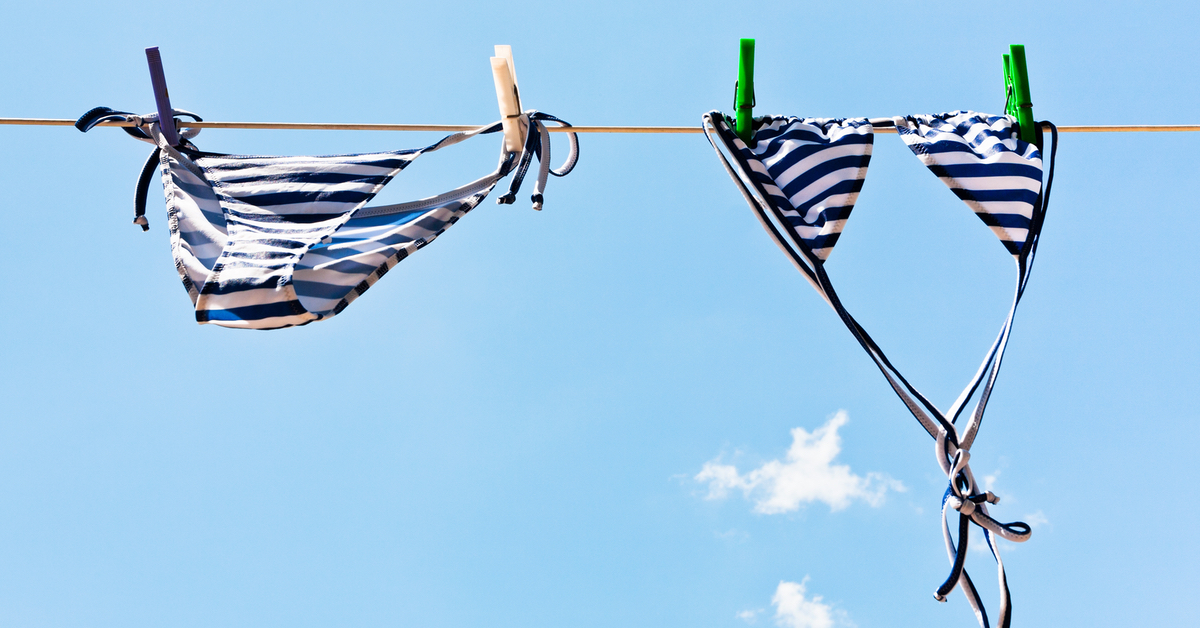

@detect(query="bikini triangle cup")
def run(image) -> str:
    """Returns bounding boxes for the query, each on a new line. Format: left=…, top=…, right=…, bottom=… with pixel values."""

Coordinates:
left=704, top=110, right=1058, bottom=628
left=76, top=106, right=579, bottom=330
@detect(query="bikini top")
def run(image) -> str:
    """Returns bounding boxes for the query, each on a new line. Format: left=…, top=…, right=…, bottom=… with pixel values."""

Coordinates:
left=704, top=110, right=1058, bottom=628
left=76, top=106, right=579, bottom=330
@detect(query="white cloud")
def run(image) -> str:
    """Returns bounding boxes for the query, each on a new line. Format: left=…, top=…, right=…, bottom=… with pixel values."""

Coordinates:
left=982, top=470, right=1000, bottom=492
left=772, top=579, right=834, bottom=628
left=695, top=411, right=904, bottom=513
left=715, top=528, right=750, bottom=543
left=970, top=534, right=999, bottom=554
left=980, top=469, right=1047, bottom=530
left=1024, top=510, right=1049, bottom=529
left=737, top=608, right=764, bottom=624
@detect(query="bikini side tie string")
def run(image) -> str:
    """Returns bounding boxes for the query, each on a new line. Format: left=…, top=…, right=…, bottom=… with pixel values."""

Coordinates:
left=76, top=107, right=204, bottom=230
left=496, top=112, right=579, bottom=210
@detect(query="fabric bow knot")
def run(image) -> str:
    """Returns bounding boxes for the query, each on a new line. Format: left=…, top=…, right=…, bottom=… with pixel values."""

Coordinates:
left=947, top=490, right=999, bottom=517
left=933, top=432, right=1032, bottom=607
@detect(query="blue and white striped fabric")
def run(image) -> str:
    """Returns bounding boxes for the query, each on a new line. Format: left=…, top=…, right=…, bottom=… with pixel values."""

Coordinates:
left=894, top=112, right=1043, bottom=256
left=727, top=116, right=874, bottom=260
left=147, top=113, right=576, bottom=330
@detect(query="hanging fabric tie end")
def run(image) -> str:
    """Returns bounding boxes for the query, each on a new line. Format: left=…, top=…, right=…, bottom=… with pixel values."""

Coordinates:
left=946, top=492, right=997, bottom=516
left=133, top=215, right=149, bottom=231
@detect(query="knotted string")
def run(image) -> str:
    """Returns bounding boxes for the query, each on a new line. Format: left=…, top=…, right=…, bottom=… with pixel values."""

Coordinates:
left=496, top=111, right=579, bottom=210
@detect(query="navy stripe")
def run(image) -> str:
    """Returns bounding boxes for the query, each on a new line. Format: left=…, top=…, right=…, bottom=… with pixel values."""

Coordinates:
left=197, top=300, right=304, bottom=322
left=949, top=187, right=1039, bottom=205
left=214, top=237, right=312, bottom=250
left=293, top=279, right=361, bottom=300
left=784, top=203, right=853, bottom=229
left=199, top=274, right=283, bottom=294
left=297, top=257, right=378, bottom=274
left=203, top=155, right=414, bottom=172
left=221, top=172, right=391, bottom=186
left=933, top=163, right=1043, bottom=180
left=225, top=189, right=374, bottom=207
left=808, top=231, right=842, bottom=251
left=974, top=212, right=1032, bottom=229
left=225, top=211, right=347, bottom=224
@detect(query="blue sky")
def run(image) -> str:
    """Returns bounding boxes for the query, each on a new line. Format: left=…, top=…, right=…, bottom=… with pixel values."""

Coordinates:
left=1, top=1, right=1197, bottom=627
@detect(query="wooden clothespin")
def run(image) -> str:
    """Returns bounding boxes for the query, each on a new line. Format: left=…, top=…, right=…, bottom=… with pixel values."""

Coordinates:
left=490, top=45, right=525, bottom=153
left=145, top=47, right=179, bottom=146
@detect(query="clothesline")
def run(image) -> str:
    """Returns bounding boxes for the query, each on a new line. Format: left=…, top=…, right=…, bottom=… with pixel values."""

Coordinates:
left=2, top=117, right=1199, bottom=134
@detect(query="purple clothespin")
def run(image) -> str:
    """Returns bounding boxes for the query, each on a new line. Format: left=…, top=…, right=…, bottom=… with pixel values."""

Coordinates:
left=145, top=47, right=179, bottom=146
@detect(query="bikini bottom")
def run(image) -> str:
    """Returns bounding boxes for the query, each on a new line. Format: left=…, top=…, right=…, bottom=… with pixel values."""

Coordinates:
left=77, top=107, right=578, bottom=329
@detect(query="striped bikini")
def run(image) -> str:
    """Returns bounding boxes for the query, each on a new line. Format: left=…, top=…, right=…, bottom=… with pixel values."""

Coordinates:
left=704, top=110, right=1057, bottom=628
left=77, top=107, right=578, bottom=330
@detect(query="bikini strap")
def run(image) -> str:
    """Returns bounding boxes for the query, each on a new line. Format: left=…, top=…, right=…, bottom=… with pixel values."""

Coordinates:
left=76, top=107, right=154, bottom=142
left=77, top=107, right=204, bottom=231
left=76, top=106, right=203, bottom=143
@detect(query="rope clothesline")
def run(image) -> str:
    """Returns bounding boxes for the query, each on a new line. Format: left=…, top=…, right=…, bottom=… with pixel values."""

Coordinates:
left=2, top=117, right=1200, bottom=134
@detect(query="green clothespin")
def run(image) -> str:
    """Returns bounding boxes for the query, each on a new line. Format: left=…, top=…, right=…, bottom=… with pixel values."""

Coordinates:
left=735, top=38, right=756, bottom=144
left=1002, top=44, right=1037, bottom=146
